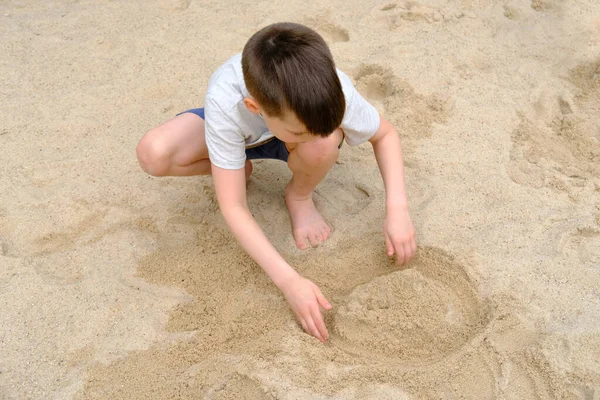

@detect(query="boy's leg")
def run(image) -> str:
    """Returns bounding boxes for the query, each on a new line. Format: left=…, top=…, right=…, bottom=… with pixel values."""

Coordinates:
left=285, top=128, right=343, bottom=249
left=136, top=112, right=252, bottom=177
left=136, top=112, right=211, bottom=177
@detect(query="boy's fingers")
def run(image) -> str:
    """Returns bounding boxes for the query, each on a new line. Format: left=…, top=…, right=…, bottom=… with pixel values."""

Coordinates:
left=300, top=318, right=308, bottom=335
left=295, top=234, right=308, bottom=250
left=306, top=316, right=324, bottom=342
left=314, top=286, right=332, bottom=310
left=308, top=232, right=320, bottom=247
left=385, top=234, right=394, bottom=256
left=403, top=243, right=413, bottom=262
left=396, top=245, right=406, bottom=265
left=311, top=307, right=329, bottom=342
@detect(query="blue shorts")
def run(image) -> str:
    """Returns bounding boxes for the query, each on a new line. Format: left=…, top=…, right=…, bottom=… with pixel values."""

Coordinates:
left=178, top=107, right=290, bottom=163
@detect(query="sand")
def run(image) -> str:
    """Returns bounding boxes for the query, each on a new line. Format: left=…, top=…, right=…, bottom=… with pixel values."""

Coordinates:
left=1, top=0, right=599, bottom=398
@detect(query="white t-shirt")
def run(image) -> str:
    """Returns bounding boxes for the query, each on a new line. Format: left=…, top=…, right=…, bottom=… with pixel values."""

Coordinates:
left=204, top=53, right=381, bottom=170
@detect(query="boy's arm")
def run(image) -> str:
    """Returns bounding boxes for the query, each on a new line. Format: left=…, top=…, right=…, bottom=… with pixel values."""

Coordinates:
left=211, top=164, right=332, bottom=342
left=368, top=115, right=417, bottom=264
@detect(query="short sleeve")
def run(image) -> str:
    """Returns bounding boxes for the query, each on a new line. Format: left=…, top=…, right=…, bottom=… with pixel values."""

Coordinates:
left=204, top=95, right=247, bottom=170
left=338, top=71, right=381, bottom=146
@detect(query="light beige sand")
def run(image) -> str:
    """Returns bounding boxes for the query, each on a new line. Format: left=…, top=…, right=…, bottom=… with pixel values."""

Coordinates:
left=1, top=0, right=600, bottom=398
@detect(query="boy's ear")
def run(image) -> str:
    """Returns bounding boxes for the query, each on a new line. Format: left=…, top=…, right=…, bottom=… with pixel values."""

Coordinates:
left=243, top=97, right=261, bottom=115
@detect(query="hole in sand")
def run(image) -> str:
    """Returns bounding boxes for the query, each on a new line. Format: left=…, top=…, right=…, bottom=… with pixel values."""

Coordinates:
left=320, top=24, right=350, bottom=43
left=355, top=65, right=395, bottom=101
left=331, top=247, right=490, bottom=364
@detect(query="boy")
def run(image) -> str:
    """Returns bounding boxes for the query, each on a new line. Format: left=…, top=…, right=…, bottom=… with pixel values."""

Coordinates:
left=136, top=23, right=416, bottom=343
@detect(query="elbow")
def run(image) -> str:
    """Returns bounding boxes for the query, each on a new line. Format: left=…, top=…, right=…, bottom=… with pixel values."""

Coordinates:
left=218, top=201, right=250, bottom=222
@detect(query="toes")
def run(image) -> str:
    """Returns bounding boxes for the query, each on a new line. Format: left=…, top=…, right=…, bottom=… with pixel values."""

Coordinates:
left=294, top=232, right=309, bottom=250
left=308, top=232, right=321, bottom=247
left=291, top=222, right=332, bottom=249
left=316, top=231, right=326, bottom=244
left=309, top=225, right=332, bottom=247
left=321, top=225, right=331, bottom=240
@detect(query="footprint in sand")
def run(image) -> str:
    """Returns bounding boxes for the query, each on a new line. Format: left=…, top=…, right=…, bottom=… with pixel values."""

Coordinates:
left=530, top=0, right=562, bottom=12
left=303, top=16, right=350, bottom=43
left=354, top=64, right=452, bottom=142
left=26, top=208, right=116, bottom=285
left=536, top=213, right=600, bottom=268
left=561, top=225, right=600, bottom=267
left=507, top=60, right=600, bottom=202
left=503, top=6, right=520, bottom=20
left=330, top=247, right=490, bottom=365
left=6, top=198, right=161, bottom=284
left=314, top=182, right=372, bottom=216
left=374, top=1, right=475, bottom=28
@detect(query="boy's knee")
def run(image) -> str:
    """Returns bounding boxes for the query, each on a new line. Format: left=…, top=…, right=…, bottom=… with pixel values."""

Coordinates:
left=297, top=128, right=342, bottom=166
left=136, top=131, right=171, bottom=177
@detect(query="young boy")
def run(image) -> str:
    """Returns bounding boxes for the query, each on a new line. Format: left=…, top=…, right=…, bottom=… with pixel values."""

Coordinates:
left=136, top=23, right=416, bottom=343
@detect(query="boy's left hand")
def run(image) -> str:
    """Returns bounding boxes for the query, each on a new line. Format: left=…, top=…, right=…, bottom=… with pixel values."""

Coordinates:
left=384, top=208, right=416, bottom=265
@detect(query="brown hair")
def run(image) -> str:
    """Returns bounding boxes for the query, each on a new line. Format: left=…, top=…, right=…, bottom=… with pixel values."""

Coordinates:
left=242, top=22, right=345, bottom=137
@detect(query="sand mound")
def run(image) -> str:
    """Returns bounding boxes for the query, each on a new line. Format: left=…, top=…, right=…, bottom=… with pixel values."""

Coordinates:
left=332, top=248, right=488, bottom=364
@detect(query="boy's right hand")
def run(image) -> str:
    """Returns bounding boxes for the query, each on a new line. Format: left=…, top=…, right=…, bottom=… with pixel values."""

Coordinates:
left=280, top=276, right=332, bottom=343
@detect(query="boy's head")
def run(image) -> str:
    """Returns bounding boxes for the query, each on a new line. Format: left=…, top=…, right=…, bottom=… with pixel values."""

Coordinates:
left=242, top=22, right=345, bottom=142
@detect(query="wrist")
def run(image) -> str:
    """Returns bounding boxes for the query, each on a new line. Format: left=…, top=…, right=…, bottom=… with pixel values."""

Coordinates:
left=272, top=268, right=301, bottom=292
left=386, top=200, right=409, bottom=214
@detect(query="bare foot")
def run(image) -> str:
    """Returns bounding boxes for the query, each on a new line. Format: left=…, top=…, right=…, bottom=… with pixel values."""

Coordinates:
left=285, top=185, right=332, bottom=249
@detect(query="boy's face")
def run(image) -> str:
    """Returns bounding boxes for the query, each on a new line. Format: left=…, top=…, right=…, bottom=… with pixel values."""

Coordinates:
left=261, top=109, right=315, bottom=144
left=244, top=98, right=315, bottom=144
